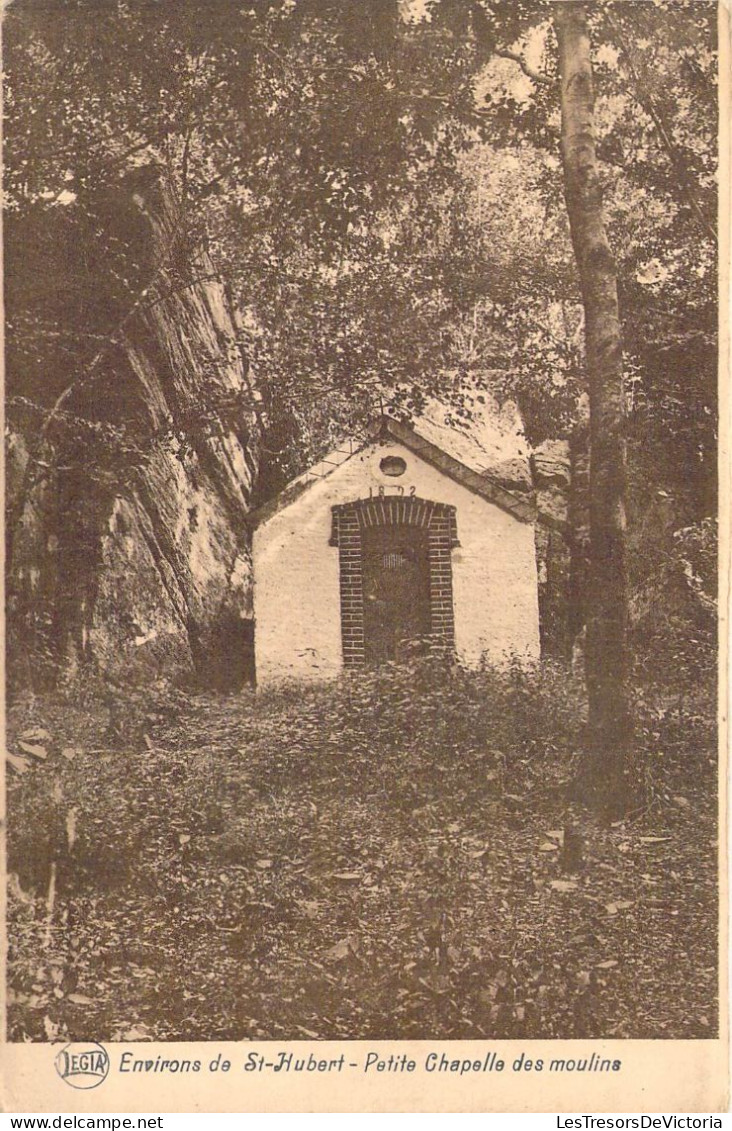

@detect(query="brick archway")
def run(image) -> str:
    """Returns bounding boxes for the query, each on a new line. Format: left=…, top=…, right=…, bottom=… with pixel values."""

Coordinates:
left=330, top=496, right=459, bottom=667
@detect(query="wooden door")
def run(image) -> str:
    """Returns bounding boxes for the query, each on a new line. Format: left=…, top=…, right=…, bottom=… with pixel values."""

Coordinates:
left=362, top=525, right=431, bottom=665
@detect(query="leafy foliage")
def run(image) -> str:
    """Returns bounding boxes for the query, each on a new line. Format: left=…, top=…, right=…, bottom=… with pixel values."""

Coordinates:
left=4, top=0, right=717, bottom=477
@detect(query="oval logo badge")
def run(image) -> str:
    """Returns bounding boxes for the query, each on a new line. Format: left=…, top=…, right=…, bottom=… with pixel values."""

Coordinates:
left=55, top=1042, right=110, bottom=1089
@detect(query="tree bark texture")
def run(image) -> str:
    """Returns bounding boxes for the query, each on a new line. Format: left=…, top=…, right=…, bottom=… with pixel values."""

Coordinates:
left=554, top=2, right=631, bottom=797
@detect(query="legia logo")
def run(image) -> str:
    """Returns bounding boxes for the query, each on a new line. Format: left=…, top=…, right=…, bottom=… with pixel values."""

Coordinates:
left=55, top=1043, right=110, bottom=1089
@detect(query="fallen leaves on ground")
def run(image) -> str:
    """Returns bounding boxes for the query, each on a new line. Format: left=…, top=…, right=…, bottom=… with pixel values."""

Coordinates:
left=5, top=664, right=718, bottom=1042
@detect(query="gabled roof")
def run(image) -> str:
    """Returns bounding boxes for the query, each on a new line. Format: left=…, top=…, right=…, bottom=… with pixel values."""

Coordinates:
left=380, top=417, right=536, bottom=522
left=248, top=415, right=537, bottom=529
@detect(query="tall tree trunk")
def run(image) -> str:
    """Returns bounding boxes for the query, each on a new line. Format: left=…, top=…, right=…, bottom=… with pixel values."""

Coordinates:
left=554, top=2, right=630, bottom=806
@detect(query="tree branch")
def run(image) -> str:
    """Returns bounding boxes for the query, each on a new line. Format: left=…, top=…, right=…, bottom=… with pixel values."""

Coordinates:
left=494, top=48, right=553, bottom=87
left=605, top=10, right=715, bottom=244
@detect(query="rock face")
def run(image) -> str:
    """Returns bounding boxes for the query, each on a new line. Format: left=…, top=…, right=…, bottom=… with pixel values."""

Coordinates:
left=6, top=167, right=260, bottom=691
left=404, top=391, right=534, bottom=495
left=531, top=440, right=571, bottom=530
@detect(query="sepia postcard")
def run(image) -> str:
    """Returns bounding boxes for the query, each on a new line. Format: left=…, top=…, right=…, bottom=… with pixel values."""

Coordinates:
left=1, top=0, right=729, bottom=1114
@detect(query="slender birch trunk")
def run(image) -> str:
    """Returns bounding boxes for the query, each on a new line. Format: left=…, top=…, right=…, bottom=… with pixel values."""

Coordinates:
left=554, top=2, right=630, bottom=805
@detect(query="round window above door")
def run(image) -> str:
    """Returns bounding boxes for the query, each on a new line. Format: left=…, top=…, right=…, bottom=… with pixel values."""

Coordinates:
left=380, top=456, right=407, bottom=477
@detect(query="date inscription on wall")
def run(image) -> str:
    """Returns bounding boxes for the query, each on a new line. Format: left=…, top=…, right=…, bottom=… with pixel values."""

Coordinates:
left=369, top=484, right=417, bottom=497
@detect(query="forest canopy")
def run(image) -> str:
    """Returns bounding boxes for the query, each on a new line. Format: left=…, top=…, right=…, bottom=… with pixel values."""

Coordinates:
left=4, top=0, right=717, bottom=496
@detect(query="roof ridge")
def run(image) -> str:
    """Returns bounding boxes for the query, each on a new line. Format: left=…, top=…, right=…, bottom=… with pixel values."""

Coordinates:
left=249, top=416, right=538, bottom=528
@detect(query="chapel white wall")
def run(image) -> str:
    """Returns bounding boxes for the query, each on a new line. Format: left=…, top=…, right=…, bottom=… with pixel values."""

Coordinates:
left=253, top=440, right=539, bottom=685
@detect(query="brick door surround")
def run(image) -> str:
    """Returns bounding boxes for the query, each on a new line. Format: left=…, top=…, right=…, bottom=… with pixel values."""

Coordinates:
left=330, top=496, right=459, bottom=667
